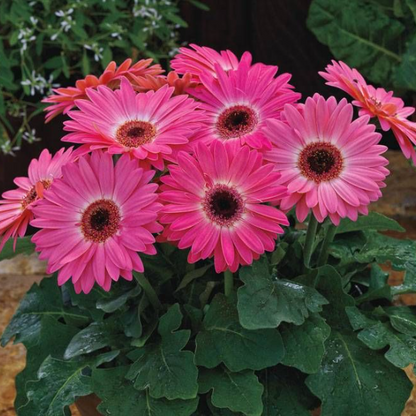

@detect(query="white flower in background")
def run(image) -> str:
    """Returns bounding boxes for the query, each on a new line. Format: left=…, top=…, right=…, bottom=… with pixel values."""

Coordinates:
left=21, top=72, right=60, bottom=96
left=1, top=141, right=20, bottom=156
left=55, top=8, right=74, bottom=34
left=22, top=129, right=41, bottom=144
left=18, top=27, right=36, bottom=55
left=105, top=23, right=124, bottom=41
left=84, top=43, right=104, bottom=62
left=169, top=47, right=179, bottom=57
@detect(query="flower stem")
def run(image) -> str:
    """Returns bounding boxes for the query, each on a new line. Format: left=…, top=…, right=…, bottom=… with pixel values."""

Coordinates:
left=303, top=214, right=319, bottom=268
left=224, top=270, right=234, bottom=297
left=134, top=272, right=162, bottom=310
left=317, top=224, right=337, bottom=267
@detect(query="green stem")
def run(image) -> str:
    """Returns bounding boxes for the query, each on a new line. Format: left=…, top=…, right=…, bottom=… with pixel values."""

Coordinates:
left=134, top=272, right=162, bottom=310
left=317, top=224, right=338, bottom=267
left=303, top=214, right=319, bottom=268
left=224, top=270, right=234, bottom=297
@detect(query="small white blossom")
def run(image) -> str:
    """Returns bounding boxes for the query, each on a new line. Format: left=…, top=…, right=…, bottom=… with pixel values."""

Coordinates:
left=22, top=129, right=41, bottom=144
left=1, top=141, right=20, bottom=156
left=18, top=27, right=36, bottom=55
left=21, top=72, right=60, bottom=96
left=84, top=43, right=104, bottom=62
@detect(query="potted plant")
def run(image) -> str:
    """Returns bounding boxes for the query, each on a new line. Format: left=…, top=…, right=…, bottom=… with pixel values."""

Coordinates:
left=1, top=44, right=416, bottom=416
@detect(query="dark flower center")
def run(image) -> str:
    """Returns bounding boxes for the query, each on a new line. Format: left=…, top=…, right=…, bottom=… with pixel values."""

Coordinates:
left=298, top=142, right=343, bottom=183
left=204, top=184, right=243, bottom=226
left=21, top=180, right=51, bottom=209
left=216, top=105, right=258, bottom=139
left=116, top=120, right=156, bottom=148
left=81, top=199, right=121, bottom=243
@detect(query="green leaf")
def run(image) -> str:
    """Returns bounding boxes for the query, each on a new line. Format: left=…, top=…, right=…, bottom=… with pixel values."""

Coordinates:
left=130, top=317, right=157, bottom=348
left=346, top=306, right=378, bottom=331
left=188, top=0, right=210, bottom=11
left=329, top=231, right=367, bottom=270
left=347, top=304, right=416, bottom=369
left=61, top=56, right=70, bottom=79
left=93, top=366, right=198, bottom=416
left=405, top=0, right=416, bottom=22
left=175, top=264, right=213, bottom=292
left=101, top=46, right=113, bottom=68
left=1, top=277, right=89, bottom=347
left=96, top=284, right=141, bottom=313
left=270, top=242, right=288, bottom=266
left=356, top=232, right=416, bottom=294
left=121, top=304, right=143, bottom=338
left=63, top=284, right=107, bottom=322
left=164, top=12, right=188, bottom=27
left=195, top=294, right=285, bottom=372
left=18, top=352, right=117, bottom=416
left=306, top=331, right=412, bottom=416
left=386, top=306, right=416, bottom=336
left=64, top=321, right=125, bottom=359
left=0, top=67, right=14, bottom=88
left=199, top=367, right=264, bottom=416
left=237, top=257, right=328, bottom=329
left=337, top=212, right=405, bottom=234
left=0, top=236, right=35, bottom=262
left=0, top=90, right=5, bottom=115
left=44, top=56, right=65, bottom=69
left=358, top=321, right=416, bottom=368
left=356, top=231, right=416, bottom=268
left=263, top=367, right=317, bottom=416
left=314, top=265, right=355, bottom=329
left=126, top=304, right=198, bottom=400
left=394, top=37, right=416, bottom=91
left=356, top=263, right=392, bottom=304
left=307, top=0, right=404, bottom=86
left=15, top=317, right=79, bottom=410
left=81, top=50, right=91, bottom=77
left=280, top=314, right=331, bottom=374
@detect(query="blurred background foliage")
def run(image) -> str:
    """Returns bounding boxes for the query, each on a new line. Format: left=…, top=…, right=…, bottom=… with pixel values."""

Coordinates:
left=308, top=0, right=416, bottom=96
left=0, top=0, right=207, bottom=155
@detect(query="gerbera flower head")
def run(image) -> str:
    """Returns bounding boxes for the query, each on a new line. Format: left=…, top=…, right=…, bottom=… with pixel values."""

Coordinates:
left=0, top=147, right=74, bottom=252
left=62, top=78, right=204, bottom=170
left=189, top=57, right=301, bottom=150
left=171, top=44, right=245, bottom=81
left=31, top=151, right=162, bottom=294
left=320, top=60, right=416, bottom=163
left=131, top=71, right=198, bottom=95
left=43, top=58, right=163, bottom=122
left=158, top=140, right=289, bottom=273
left=264, top=94, right=389, bottom=225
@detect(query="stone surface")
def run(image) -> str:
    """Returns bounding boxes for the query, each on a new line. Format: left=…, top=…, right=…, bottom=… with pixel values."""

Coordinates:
left=0, top=274, right=42, bottom=416
left=0, top=150, right=415, bottom=415
left=0, top=253, right=46, bottom=276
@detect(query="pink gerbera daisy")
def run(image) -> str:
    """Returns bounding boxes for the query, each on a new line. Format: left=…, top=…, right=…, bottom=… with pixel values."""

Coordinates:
left=0, top=147, right=74, bottom=252
left=31, top=151, right=162, bottom=294
left=320, top=60, right=416, bottom=163
left=62, top=78, right=204, bottom=170
left=171, top=44, right=244, bottom=81
left=189, top=57, right=301, bottom=150
left=264, top=94, right=390, bottom=225
left=43, top=58, right=163, bottom=122
left=158, top=140, right=289, bottom=273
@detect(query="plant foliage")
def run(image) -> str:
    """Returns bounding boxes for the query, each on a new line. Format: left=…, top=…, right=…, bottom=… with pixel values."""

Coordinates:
left=2, top=212, right=416, bottom=415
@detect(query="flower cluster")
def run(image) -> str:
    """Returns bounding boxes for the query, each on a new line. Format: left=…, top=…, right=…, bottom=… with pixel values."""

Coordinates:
left=1, top=46, right=414, bottom=294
